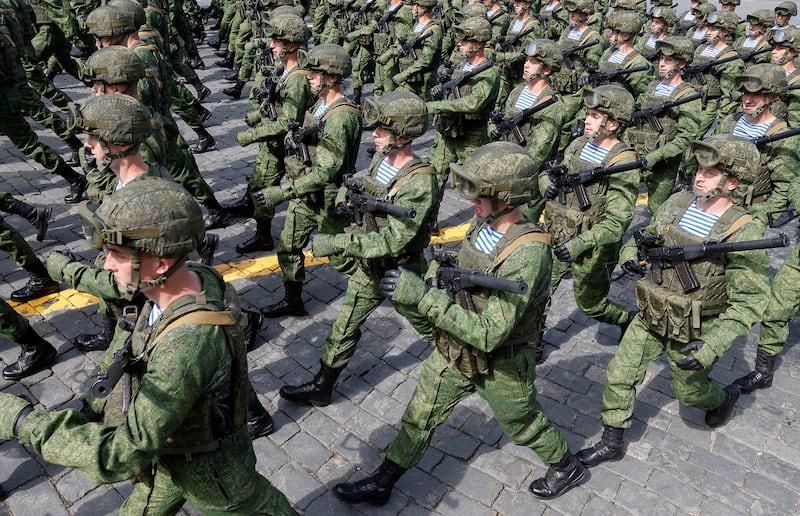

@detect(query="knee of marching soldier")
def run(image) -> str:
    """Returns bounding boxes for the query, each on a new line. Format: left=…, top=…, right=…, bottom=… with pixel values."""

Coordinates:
left=671, top=370, right=723, bottom=410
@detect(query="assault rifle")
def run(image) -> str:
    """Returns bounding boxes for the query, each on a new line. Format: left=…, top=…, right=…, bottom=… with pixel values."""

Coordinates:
left=636, top=230, right=790, bottom=293
left=375, top=2, right=403, bottom=32
left=497, top=24, right=538, bottom=52
left=547, top=159, right=646, bottom=210
left=255, top=39, right=275, bottom=71
left=561, top=39, right=600, bottom=68
left=680, top=46, right=771, bottom=85
left=398, top=30, right=433, bottom=60
left=340, top=174, right=417, bottom=231
left=252, top=65, right=284, bottom=121
left=285, top=119, right=326, bottom=166
left=429, top=252, right=529, bottom=310
left=751, top=126, right=800, bottom=148
left=90, top=305, right=138, bottom=414
left=429, top=59, right=494, bottom=101
left=578, top=64, right=651, bottom=88
left=489, top=94, right=559, bottom=145
left=767, top=206, right=799, bottom=228
left=350, top=0, right=378, bottom=31
left=631, top=91, right=704, bottom=132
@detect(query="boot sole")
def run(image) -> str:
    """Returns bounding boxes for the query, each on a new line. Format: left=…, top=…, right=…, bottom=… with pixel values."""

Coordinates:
left=528, top=468, right=586, bottom=500
left=3, top=347, right=58, bottom=381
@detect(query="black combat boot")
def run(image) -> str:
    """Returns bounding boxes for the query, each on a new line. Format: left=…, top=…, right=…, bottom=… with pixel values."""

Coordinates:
left=236, top=219, right=274, bottom=253
left=10, top=262, right=59, bottom=302
left=197, top=103, right=213, bottom=123
left=64, top=135, right=84, bottom=166
left=214, top=52, right=234, bottom=69
left=279, top=360, right=344, bottom=406
left=54, top=163, right=88, bottom=203
left=334, top=459, right=406, bottom=506
left=733, top=348, right=776, bottom=394
left=9, top=198, right=51, bottom=242
left=223, top=67, right=240, bottom=81
left=223, top=80, right=245, bottom=99
left=204, top=198, right=229, bottom=230
left=247, top=393, right=275, bottom=439
left=705, top=384, right=740, bottom=428
left=191, top=126, right=216, bottom=154
left=3, top=325, right=58, bottom=380
left=191, top=79, right=212, bottom=101
left=529, top=452, right=586, bottom=499
left=262, top=282, right=306, bottom=318
left=576, top=425, right=625, bottom=467
left=242, top=309, right=263, bottom=351
left=189, top=56, right=205, bottom=69
left=197, top=233, right=218, bottom=265
left=73, top=314, right=117, bottom=352
left=222, top=187, right=255, bottom=219
left=351, top=87, right=361, bottom=106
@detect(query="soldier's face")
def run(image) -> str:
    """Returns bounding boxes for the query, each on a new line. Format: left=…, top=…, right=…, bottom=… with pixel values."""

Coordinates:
left=270, top=39, right=286, bottom=59
left=772, top=45, right=794, bottom=64
left=569, top=11, right=587, bottom=26
left=372, top=127, right=392, bottom=149
left=584, top=108, right=618, bottom=136
left=741, top=92, right=770, bottom=115
left=514, top=0, right=529, bottom=15
left=650, top=19, right=667, bottom=35
left=471, top=197, right=494, bottom=217
left=694, top=166, right=738, bottom=194
left=104, top=243, right=134, bottom=289
left=308, top=70, right=323, bottom=94
left=84, top=135, right=106, bottom=163
left=658, top=55, right=680, bottom=76
left=777, top=13, right=791, bottom=27
left=721, top=4, right=735, bottom=12
left=523, top=56, right=544, bottom=78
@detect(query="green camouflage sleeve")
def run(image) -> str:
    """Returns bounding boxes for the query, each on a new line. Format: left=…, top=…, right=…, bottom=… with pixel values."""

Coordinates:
left=58, top=261, right=126, bottom=300
left=526, top=100, right=570, bottom=165
left=751, top=138, right=800, bottom=226
left=334, top=171, right=438, bottom=258
left=417, top=238, right=551, bottom=353
left=251, top=72, right=312, bottom=141
left=16, top=324, right=230, bottom=484
left=399, top=26, right=443, bottom=78
left=427, top=67, right=501, bottom=115
left=757, top=243, right=800, bottom=349
left=646, top=94, right=703, bottom=166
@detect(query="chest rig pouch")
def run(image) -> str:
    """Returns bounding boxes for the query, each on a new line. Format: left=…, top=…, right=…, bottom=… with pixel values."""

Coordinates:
left=552, top=30, right=598, bottom=94
left=692, top=46, right=737, bottom=99
left=434, top=220, right=551, bottom=378
left=543, top=139, right=636, bottom=244
left=398, top=23, right=439, bottom=83
left=107, top=268, right=250, bottom=460
left=348, top=159, right=437, bottom=278
left=627, top=82, right=695, bottom=156
left=433, top=64, right=489, bottom=138
left=635, top=192, right=750, bottom=343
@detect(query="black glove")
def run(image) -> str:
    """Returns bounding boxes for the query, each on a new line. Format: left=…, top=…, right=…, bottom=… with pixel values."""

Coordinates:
left=621, top=260, right=646, bottom=277
left=553, top=243, right=572, bottom=262
left=676, top=340, right=704, bottom=371
left=544, top=184, right=559, bottom=200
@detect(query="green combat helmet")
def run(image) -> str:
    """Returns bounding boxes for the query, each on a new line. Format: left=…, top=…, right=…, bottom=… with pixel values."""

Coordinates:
left=686, top=134, right=760, bottom=205
left=609, top=0, right=639, bottom=12
left=68, top=94, right=155, bottom=171
left=691, top=3, right=716, bottom=22
left=718, top=0, right=740, bottom=6
left=524, top=39, right=563, bottom=74
left=655, top=36, right=695, bottom=63
left=606, top=11, right=643, bottom=35
left=265, top=13, right=309, bottom=44
left=78, top=178, right=205, bottom=298
left=581, top=84, right=635, bottom=134
left=704, top=11, right=739, bottom=35
left=453, top=16, right=493, bottom=43
left=770, top=26, right=800, bottom=63
left=302, top=43, right=351, bottom=77
left=83, top=45, right=146, bottom=88
left=564, top=0, right=594, bottom=15
left=410, top=0, right=437, bottom=8
left=747, top=9, right=776, bottom=28
left=455, top=3, right=488, bottom=23
left=450, top=141, right=538, bottom=218
left=776, top=1, right=798, bottom=17
left=649, top=6, right=677, bottom=28
left=84, top=5, right=136, bottom=40
left=734, top=63, right=787, bottom=116
left=107, top=0, right=146, bottom=29
left=363, top=90, right=428, bottom=140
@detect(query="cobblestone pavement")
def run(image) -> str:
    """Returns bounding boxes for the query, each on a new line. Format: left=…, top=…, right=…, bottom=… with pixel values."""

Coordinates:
left=1, top=37, right=799, bottom=516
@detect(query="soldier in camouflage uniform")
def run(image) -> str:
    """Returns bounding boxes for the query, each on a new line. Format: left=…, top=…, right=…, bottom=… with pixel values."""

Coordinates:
left=735, top=9, right=774, bottom=66
left=0, top=296, right=58, bottom=380
left=333, top=142, right=586, bottom=505
left=686, top=3, right=715, bottom=49
left=493, top=38, right=568, bottom=221
left=770, top=27, right=800, bottom=128
left=775, top=1, right=797, bottom=29
left=577, top=134, right=770, bottom=467
left=593, top=11, right=653, bottom=100
left=279, top=91, right=438, bottom=407
left=367, top=0, right=412, bottom=98
left=635, top=6, right=676, bottom=61
left=386, top=0, right=442, bottom=99
left=0, top=13, right=88, bottom=203
left=717, top=0, right=745, bottom=43
left=255, top=44, right=362, bottom=318
left=427, top=16, right=500, bottom=189
left=675, top=0, right=707, bottom=37
left=0, top=179, right=298, bottom=514
left=541, top=85, right=641, bottom=331
left=626, top=37, right=702, bottom=215
left=0, top=192, right=50, bottom=242
left=231, top=13, right=311, bottom=254
left=714, top=63, right=800, bottom=229
left=492, top=0, right=541, bottom=110
left=538, top=0, right=569, bottom=41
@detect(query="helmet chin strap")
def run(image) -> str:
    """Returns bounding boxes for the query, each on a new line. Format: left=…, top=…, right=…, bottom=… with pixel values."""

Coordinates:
left=489, top=197, right=515, bottom=220
left=122, top=251, right=189, bottom=300
left=743, top=95, right=776, bottom=117
left=98, top=141, right=139, bottom=172
left=693, top=170, right=731, bottom=202
left=378, top=133, right=409, bottom=156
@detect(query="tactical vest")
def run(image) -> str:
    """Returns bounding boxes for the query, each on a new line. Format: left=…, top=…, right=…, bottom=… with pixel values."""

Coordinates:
left=350, top=158, right=437, bottom=276
left=691, top=45, right=737, bottom=99
left=505, top=85, right=560, bottom=150
left=627, top=81, right=697, bottom=156
left=718, top=113, right=787, bottom=202
left=552, top=28, right=598, bottom=94
left=284, top=97, right=362, bottom=194
left=105, top=266, right=250, bottom=457
left=434, top=220, right=551, bottom=377
left=635, top=192, right=751, bottom=343
left=373, top=5, right=403, bottom=55
left=543, top=138, right=637, bottom=243
left=497, top=17, right=539, bottom=81
left=433, top=60, right=495, bottom=137
left=398, top=21, right=440, bottom=83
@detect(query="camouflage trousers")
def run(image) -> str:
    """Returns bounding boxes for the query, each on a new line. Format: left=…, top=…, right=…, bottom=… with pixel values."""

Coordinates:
left=249, top=142, right=285, bottom=236
left=601, top=316, right=726, bottom=429
left=31, top=24, right=81, bottom=79
left=276, top=191, right=349, bottom=284
left=0, top=93, right=68, bottom=174
left=385, top=344, right=568, bottom=469
left=321, top=264, right=433, bottom=369
left=0, top=298, right=29, bottom=342
left=549, top=242, right=629, bottom=326
left=118, top=437, right=297, bottom=515
left=756, top=243, right=800, bottom=356
left=0, top=216, right=40, bottom=270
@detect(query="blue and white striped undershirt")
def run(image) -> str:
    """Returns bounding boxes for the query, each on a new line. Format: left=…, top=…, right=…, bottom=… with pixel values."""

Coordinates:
left=476, top=226, right=504, bottom=254
left=413, top=21, right=425, bottom=32
left=148, top=304, right=164, bottom=326
left=463, top=62, right=475, bottom=72
left=511, top=19, right=525, bottom=33
left=579, top=141, right=611, bottom=164
left=313, top=102, right=329, bottom=118
left=568, top=29, right=585, bottom=41
left=644, top=35, right=658, bottom=49
left=740, top=37, right=759, bottom=49
left=678, top=202, right=720, bottom=237
left=699, top=45, right=722, bottom=58
left=514, top=89, right=539, bottom=110
left=375, top=157, right=400, bottom=185
left=607, top=49, right=627, bottom=65
left=653, top=82, right=676, bottom=96
left=732, top=117, right=770, bottom=139
left=692, top=28, right=707, bottom=41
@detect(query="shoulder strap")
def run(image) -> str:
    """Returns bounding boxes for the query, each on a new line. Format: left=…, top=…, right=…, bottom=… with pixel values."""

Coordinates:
left=145, top=310, right=237, bottom=355
left=321, top=98, right=362, bottom=121
left=718, top=213, right=753, bottom=240
left=672, top=82, right=696, bottom=100
left=493, top=225, right=552, bottom=269
left=390, top=159, right=436, bottom=194
left=607, top=148, right=638, bottom=166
